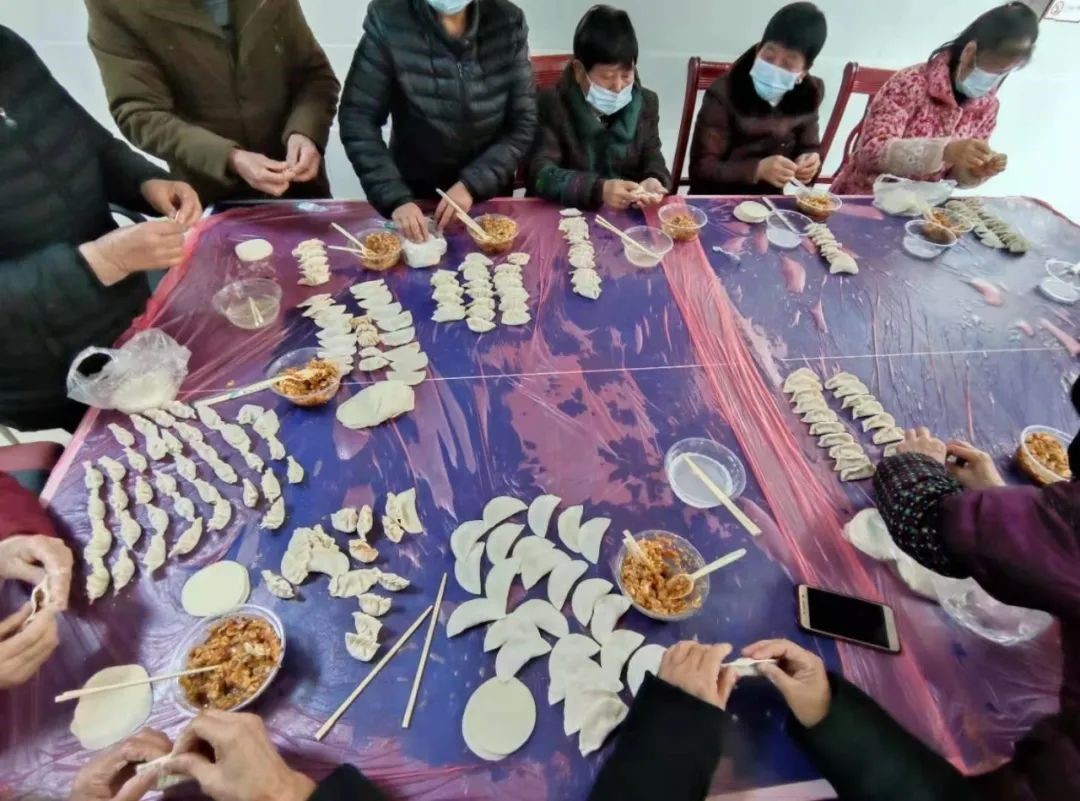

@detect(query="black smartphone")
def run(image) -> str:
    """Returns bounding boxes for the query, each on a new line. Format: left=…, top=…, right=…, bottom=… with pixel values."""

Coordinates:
left=797, top=584, right=901, bottom=653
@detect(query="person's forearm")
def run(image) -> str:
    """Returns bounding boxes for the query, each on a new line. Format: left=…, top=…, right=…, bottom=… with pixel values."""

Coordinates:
left=308, top=764, right=389, bottom=801
left=0, top=473, right=57, bottom=540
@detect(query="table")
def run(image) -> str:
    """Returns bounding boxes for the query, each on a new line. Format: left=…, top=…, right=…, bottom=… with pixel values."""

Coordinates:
left=1, top=195, right=1075, bottom=801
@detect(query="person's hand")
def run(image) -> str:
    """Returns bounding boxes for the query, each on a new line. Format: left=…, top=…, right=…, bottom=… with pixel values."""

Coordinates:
left=602, top=179, right=641, bottom=211
left=140, top=179, right=202, bottom=228
left=0, top=534, right=73, bottom=610
left=944, top=139, right=993, bottom=173
left=657, top=641, right=738, bottom=710
left=0, top=606, right=59, bottom=689
left=79, top=221, right=186, bottom=286
left=756, top=155, right=798, bottom=188
left=794, top=153, right=821, bottom=183
left=946, top=440, right=1006, bottom=489
left=434, top=181, right=474, bottom=233
left=972, top=152, right=1007, bottom=179
left=70, top=728, right=173, bottom=801
left=893, top=427, right=948, bottom=464
left=637, top=177, right=669, bottom=204
left=165, top=711, right=315, bottom=801
left=392, top=202, right=429, bottom=244
left=228, top=149, right=291, bottom=197
left=743, top=639, right=831, bottom=728
left=284, top=134, right=321, bottom=184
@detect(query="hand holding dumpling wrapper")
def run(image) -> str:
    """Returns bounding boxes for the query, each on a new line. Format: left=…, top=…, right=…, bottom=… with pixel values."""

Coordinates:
left=66, top=330, right=190, bottom=413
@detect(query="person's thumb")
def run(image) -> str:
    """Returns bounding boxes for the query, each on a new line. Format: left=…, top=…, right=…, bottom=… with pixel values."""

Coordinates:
left=163, top=752, right=216, bottom=789
left=757, top=662, right=799, bottom=699
left=114, top=767, right=162, bottom=801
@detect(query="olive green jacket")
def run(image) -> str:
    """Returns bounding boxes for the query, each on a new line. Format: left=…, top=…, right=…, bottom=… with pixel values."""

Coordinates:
left=85, top=0, right=340, bottom=203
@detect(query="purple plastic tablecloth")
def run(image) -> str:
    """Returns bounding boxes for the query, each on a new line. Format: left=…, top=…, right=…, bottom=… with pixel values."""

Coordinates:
left=1, top=195, right=1076, bottom=801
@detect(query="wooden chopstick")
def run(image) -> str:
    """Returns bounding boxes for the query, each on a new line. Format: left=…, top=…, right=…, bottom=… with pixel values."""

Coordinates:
left=327, top=245, right=367, bottom=256
left=55, top=664, right=223, bottom=703
left=316, top=604, right=433, bottom=741
left=330, top=222, right=375, bottom=258
left=761, top=196, right=800, bottom=235
left=691, top=547, right=748, bottom=580
left=621, top=530, right=650, bottom=563
left=681, top=454, right=762, bottom=536
left=594, top=215, right=662, bottom=260
left=401, top=573, right=447, bottom=728
left=435, top=189, right=490, bottom=240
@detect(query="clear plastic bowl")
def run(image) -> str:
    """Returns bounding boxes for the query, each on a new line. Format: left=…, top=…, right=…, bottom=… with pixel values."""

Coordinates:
left=658, top=204, right=708, bottom=242
left=622, top=226, right=674, bottom=268
left=468, top=214, right=519, bottom=255
left=267, top=347, right=343, bottom=407
left=664, top=437, right=747, bottom=508
left=794, top=188, right=842, bottom=222
left=613, top=530, right=708, bottom=621
left=765, top=210, right=812, bottom=250
left=212, top=279, right=282, bottom=330
left=169, top=604, right=285, bottom=715
left=1017, top=425, right=1072, bottom=485
left=355, top=227, right=402, bottom=272
left=903, top=219, right=957, bottom=260
left=924, top=207, right=974, bottom=236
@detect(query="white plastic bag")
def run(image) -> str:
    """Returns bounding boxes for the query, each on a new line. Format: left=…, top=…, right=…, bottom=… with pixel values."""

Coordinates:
left=66, top=330, right=190, bottom=413
left=872, top=174, right=957, bottom=217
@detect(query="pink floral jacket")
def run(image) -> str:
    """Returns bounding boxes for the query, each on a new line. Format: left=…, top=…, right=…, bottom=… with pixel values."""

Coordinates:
left=832, top=53, right=1000, bottom=195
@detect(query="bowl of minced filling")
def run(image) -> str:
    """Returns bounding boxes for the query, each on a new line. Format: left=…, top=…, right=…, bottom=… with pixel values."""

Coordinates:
left=614, top=531, right=708, bottom=621
left=173, top=606, right=285, bottom=713
left=267, top=349, right=343, bottom=407
left=1017, top=426, right=1072, bottom=485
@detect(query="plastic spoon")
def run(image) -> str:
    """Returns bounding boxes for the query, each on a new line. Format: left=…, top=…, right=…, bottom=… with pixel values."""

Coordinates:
left=666, top=547, right=748, bottom=600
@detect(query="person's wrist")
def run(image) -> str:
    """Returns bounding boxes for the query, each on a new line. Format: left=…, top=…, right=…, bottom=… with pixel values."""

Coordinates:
left=78, top=242, right=125, bottom=287
left=271, top=770, right=316, bottom=801
left=227, top=148, right=244, bottom=174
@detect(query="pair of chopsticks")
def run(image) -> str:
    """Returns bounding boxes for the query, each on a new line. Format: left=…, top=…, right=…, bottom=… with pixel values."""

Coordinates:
left=194, top=366, right=321, bottom=408
left=315, top=572, right=448, bottom=741
left=761, top=196, right=801, bottom=235
left=330, top=223, right=376, bottom=260
left=681, top=454, right=762, bottom=536
left=595, top=215, right=663, bottom=260
left=434, top=189, right=491, bottom=242
left=55, top=664, right=223, bottom=703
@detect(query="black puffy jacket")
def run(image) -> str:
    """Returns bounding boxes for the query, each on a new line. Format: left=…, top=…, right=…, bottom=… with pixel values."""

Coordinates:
left=339, top=0, right=537, bottom=217
left=0, top=26, right=163, bottom=432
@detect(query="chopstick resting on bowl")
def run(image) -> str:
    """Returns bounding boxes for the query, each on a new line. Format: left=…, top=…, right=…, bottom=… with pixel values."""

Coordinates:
left=594, top=215, right=662, bottom=260
left=435, top=189, right=491, bottom=241
left=681, top=454, right=761, bottom=536
left=330, top=223, right=376, bottom=259
left=55, top=664, right=224, bottom=703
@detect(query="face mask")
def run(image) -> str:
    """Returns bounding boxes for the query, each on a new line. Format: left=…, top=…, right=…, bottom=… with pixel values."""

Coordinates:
left=586, top=82, right=634, bottom=116
left=427, top=0, right=471, bottom=14
left=750, top=57, right=799, bottom=106
left=958, top=65, right=1005, bottom=99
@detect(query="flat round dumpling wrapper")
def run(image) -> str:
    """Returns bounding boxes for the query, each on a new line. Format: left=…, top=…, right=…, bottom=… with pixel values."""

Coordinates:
left=462, top=677, right=536, bottom=759
left=71, top=665, right=152, bottom=750
left=181, top=561, right=251, bottom=617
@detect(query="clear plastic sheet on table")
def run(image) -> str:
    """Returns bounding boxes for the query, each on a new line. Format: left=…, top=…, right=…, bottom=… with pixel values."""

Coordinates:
left=4, top=197, right=1074, bottom=801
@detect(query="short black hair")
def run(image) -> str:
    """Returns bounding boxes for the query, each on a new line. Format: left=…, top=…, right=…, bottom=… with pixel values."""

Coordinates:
left=932, top=2, right=1040, bottom=66
left=573, top=5, right=638, bottom=71
left=761, top=2, right=828, bottom=67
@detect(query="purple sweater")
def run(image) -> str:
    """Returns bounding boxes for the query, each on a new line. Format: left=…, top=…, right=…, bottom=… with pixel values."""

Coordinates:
left=874, top=453, right=1080, bottom=801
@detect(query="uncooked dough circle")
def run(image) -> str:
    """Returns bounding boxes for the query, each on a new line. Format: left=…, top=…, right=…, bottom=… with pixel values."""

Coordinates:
left=70, top=665, right=153, bottom=750
left=462, top=677, right=536, bottom=759
left=181, top=561, right=251, bottom=617
left=734, top=201, right=769, bottom=224
left=235, top=239, right=274, bottom=262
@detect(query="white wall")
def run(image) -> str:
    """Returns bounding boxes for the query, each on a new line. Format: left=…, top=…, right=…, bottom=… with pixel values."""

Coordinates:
left=4, top=1, right=1077, bottom=220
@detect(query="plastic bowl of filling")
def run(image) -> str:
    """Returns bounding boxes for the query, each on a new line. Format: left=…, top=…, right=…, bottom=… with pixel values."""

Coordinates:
left=1016, top=425, right=1072, bottom=485
left=664, top=437, right=747, bottom=508
left=903, top=219, right=957, bottom=260
left=794, top=188, right=842, bottom=221
left=765, top=210, right=813, bottom=250
left=170, top=604, right=285, bottom=715
left=924, top=207, right=974, bottom=236
left=658, top=204, right=708, bottom=242
left=613, top=530, right=708, bottom=621
left=355, top=227, right=403, bottom=272
left=211, top=279, right=282, bottom=330
left=266, top=347, right=343, bottom=407
left=621, top=226, right=674, bottom=268
left=468, top=214, right=519, bottom=255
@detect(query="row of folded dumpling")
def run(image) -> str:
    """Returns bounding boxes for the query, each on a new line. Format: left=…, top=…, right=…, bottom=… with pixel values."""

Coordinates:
left=558, top=209, right=601, bottom=300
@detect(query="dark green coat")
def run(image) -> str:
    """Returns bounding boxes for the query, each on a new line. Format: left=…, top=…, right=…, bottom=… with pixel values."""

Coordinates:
left=527, top=65, right=671, bottom=210
left=0, top=27, right=164, bottom=432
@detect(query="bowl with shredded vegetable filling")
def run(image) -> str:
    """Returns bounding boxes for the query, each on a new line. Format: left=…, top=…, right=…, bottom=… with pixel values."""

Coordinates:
left=172, top=605, right=285, bottom=714
left=468, top=214, right=519, bottom=254
left=1017, top=425, right=1072, bottom=485
left=613, top=530, right=708, bottom=621
left=267, top=348, right=343, bottom=407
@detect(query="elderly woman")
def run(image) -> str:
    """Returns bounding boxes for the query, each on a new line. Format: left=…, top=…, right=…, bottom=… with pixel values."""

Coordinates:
left=527, top=5, right=671, bottom=211
left=833, top=2, right=1039, bottom=195
left=339, top=0, right=537, bottom=243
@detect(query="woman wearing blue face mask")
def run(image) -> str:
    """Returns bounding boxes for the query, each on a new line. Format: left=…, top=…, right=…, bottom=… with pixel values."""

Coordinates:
left=689, top=2, right=828, bottom=195
left=339, top=0, right=537, bottom=243
left=833, top=2, right=1039, bottom=195
left=527, top=5, right=671, bottom=211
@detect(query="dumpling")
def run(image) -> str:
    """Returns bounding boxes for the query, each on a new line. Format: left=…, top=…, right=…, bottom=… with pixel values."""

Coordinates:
left=260, top=498, right=286, bottom=531
left=118, top=512, right=142, bottom=549
left=143, top=534, right=166, bottom=573
left=193, top=479, right=220, bottom=505
left=262, top=570, right=296, bottom=600
left=98, top=456, right=126, bottom=482
left=133, top=477, right=154, bottom=505
left=110, top=549, right=136, bottom=595
left=348, top=539, right=379, bottom=563
left=173, top=496, right=196, bottom=522
left=86, top=558, right=110, bottom=603
left=208, top=500, right=233, bottom=532
left=253, top=410, right=280, bottom=439
left=358, top=593, right=392, bottom=617
left=170, top=518, right=204, bottom=558
left=261, top=469, right=282, bottom=502
left=146, top=504, right=168, bottom=537
left=329, top=569, right=381, bottom=598
left=242, top=450, right=265, bottom=473
left=242, top=479, right=260, bottom=509
left=210, top=460, right=238, bottom=485
left=377, top=571, right=410, bottom=592
left=122, top=448, right=147, bottom=474
left=286, top=457, right=304, bottom=484
left=83, top=462, right=104, bottom=490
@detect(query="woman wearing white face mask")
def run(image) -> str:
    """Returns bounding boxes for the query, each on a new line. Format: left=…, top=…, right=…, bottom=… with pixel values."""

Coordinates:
left=832, top=2, right=1039, bottom=196
left=527, top=5, right=671, bottom=211
left=689, top=2, right=829, bottom=195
